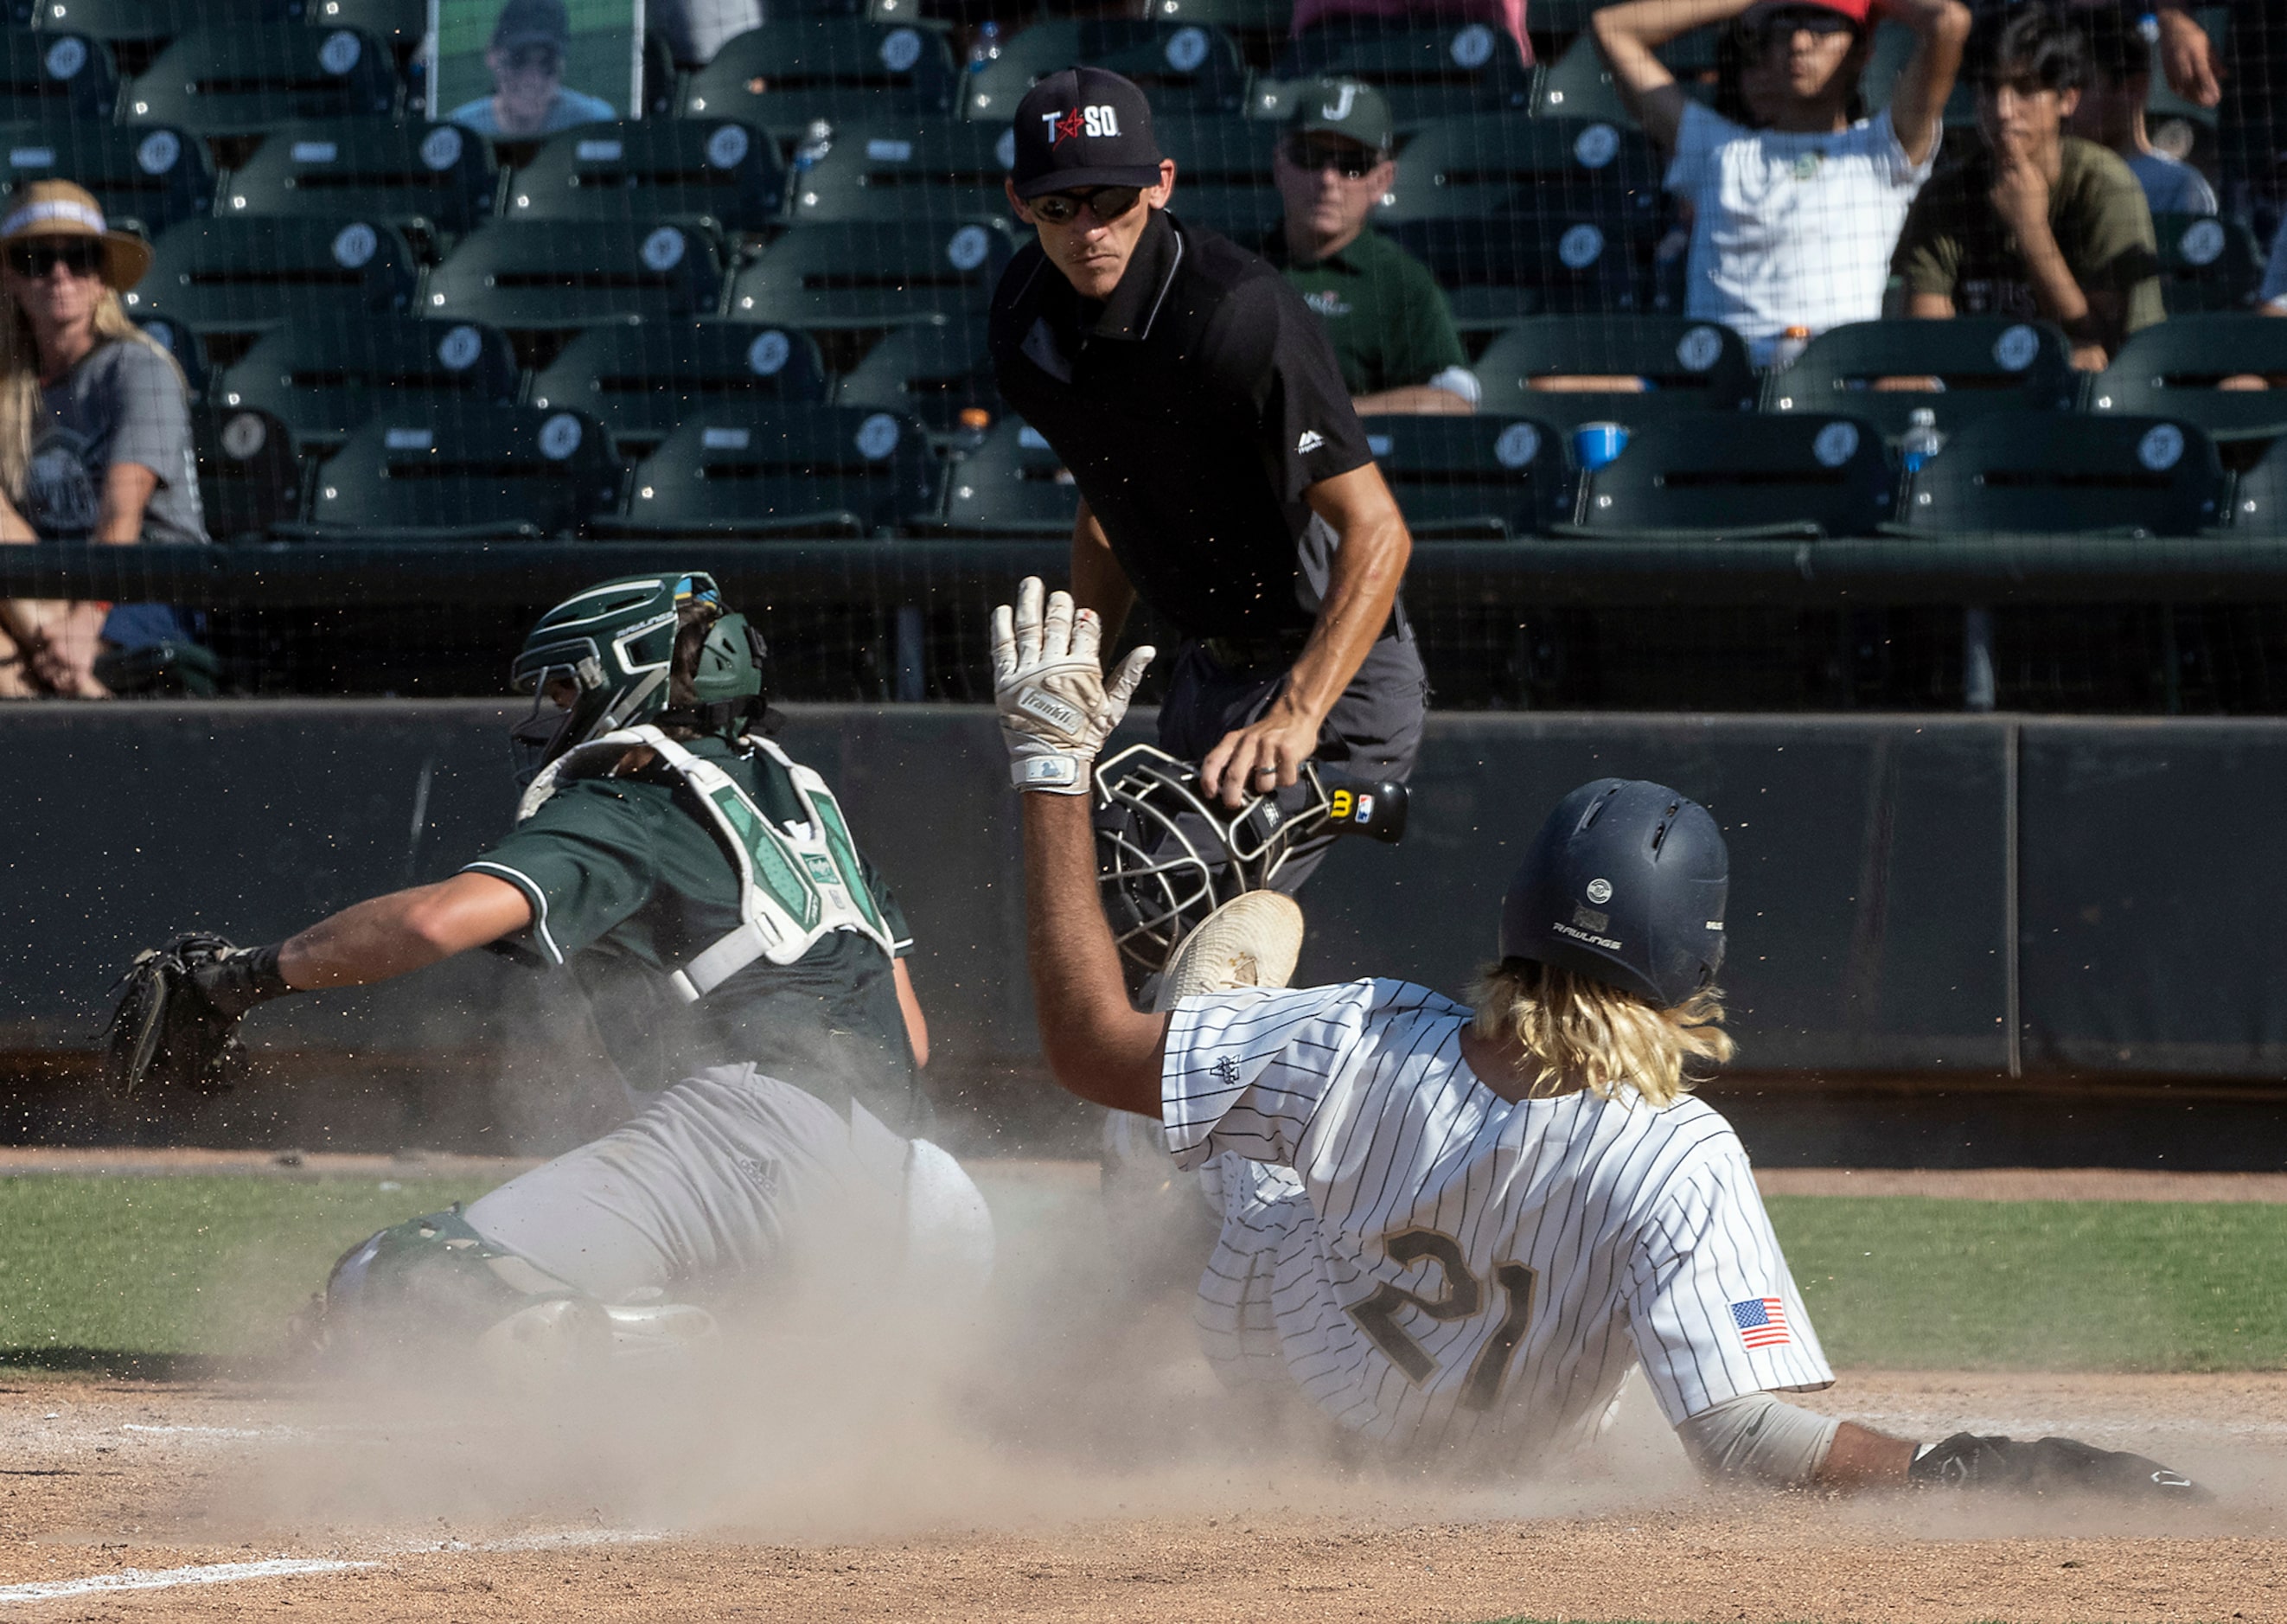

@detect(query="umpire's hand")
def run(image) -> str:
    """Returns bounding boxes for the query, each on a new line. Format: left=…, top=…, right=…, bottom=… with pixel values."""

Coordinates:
left=1201, top=707, right=1321, bottom=809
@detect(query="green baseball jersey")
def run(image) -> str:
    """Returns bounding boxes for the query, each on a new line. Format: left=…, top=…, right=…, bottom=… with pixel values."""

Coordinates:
left=1262, top=225, right=1469, bottom=398
left=463, top=735, right=924, bottom=1133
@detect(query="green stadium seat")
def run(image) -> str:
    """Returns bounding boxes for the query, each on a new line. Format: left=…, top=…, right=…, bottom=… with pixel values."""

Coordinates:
left=2088, top=315, right=2287, bottom=443
left=2150, top=212, right=2264, bottom=315
left=598, top=406, right=939, bottom=539
left=1273, top=20, right=1536, bottom=123
left=1896, top=413, right=2221, bottom=537
left=1364, top=412, right=1567, bottom=537
left=289, top=405, right=624, bottom=540
left=727, top=216, right=1015, bottom=330
left=122, top=25, right=399, bottom=134
left=220, top=121, right=496, bottom=246
left=0, top=29, right=114, bottom=121
left=1474, top=316, right=1755, bottom=425
left=1764, top=317, right=2081, bottom=441
left=1533, top=25, right=1713, bottom=122
left=1859, top=20, right=1975, bottom=125
left=939, top=418, right=1077, bottom=535
left=833, top=316, right=1000, bottom=435
left=1379, top=114, right=1662, bottom=225
left=132, top=313, right=208, bottom=400
left=213, top=315, right=520, bottom=450
left=504, top=120, right=784, bottom=238
left=297, top=0, right=424, bottom=51
left=32, top=0, right=278, bottom=47
left=681, top=23, right=960, bottom=138
left=529, top=322, right=828, bottom=455
left=426, top=221, right=725, bottom=333
left=2223, top=435, right=2287, bottom=533
left=964, top=21, right=1249, bottom=123
left=192, top=404, right=303, bottom=541
left=1143, top=0, right=1293, bottom=33
left=1390, top=212, right=1655, bottom=329
left=1158, top=114, right=1277, bottom=237
left=1571, top=412, right=1893, bottom=537
left=787, top=118, right=1008, bottom=224
left=122, top=218, right=419, bottom=334
left=0, top=120, right=211, bottom=238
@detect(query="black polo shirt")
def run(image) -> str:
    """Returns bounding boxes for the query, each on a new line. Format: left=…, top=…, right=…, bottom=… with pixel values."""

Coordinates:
left=989, top=208, right=1374, bottom=640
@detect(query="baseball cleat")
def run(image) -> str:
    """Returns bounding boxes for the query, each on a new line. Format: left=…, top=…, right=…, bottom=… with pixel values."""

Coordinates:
left=1151, top=891, right=1306, bottom=1013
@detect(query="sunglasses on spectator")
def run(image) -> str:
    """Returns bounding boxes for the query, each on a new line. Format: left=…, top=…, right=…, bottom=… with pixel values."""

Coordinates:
left=1737, top=7, right=1856, bottom=43
left=501, top=43, right=563, bottom=73
left=5, top=240, right=101, bottom=279
left=1281, top=136, right=1382, bottom=178
left=1027, top=186, right=1144, bottom=225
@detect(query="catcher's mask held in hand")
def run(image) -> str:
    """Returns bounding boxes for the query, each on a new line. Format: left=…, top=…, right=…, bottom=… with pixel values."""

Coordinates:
left=1093, top=744, right=1407, bottom=974
left=508, top=571, right=770, bottom=786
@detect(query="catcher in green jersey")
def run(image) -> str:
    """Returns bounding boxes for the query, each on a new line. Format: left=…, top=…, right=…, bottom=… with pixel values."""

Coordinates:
left=103, top=572, right=992, bottom=1371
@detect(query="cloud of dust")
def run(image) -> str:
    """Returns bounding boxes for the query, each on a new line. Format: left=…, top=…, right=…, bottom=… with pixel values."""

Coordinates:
left=201, top=1152, right=1704, bottom=1549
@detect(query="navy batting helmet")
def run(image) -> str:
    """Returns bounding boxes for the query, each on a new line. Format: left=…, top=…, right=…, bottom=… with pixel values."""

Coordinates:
left=1498, top=779, right=1728, bottom=1008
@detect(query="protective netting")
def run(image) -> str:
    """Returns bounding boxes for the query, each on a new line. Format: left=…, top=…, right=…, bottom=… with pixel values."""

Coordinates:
left=0, top=0, right=2280, bottom=712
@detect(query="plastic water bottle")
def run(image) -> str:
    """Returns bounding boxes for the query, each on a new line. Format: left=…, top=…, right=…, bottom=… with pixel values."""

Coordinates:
left=967, top=19, right=1002, bottom=74
left=791, top=118, right=833, bottom=175
left=1901, top=407, right=1945, bottom=476
left=1768, top=324, right=1811, bottom=371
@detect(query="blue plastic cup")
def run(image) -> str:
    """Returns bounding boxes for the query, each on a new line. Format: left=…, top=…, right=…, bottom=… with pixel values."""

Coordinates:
left=1572, top=421, right=1630, bottom=471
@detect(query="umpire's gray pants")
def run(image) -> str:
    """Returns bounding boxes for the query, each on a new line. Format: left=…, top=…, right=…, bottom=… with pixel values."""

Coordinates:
left=464, top=1064, right=991, bottom=1310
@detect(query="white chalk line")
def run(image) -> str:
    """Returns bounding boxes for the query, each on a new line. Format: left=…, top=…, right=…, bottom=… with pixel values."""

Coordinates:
left=0, top=1558, right=372, bottom=1605
left=0, top=1526, right=664, bottom=1606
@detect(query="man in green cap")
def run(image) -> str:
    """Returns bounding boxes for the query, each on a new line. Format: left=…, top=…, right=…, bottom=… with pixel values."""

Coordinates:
left=1265, top=77, right=1478, bottom=416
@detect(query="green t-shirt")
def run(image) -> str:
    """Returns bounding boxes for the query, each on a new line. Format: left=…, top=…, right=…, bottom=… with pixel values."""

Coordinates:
left=1262, top=225, right=1470, bottom=398
left=1890, top=136, right=2165, bottom=343
left=464, top=735, right=924, bottom=1133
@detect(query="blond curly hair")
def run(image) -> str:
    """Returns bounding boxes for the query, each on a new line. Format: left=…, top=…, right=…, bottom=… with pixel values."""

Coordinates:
left=1467, top=958, right=1734, bottom=1109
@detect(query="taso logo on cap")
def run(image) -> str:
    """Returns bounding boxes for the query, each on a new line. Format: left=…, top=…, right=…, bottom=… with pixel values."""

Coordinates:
left=1047, top=103, right=1123, bottom=144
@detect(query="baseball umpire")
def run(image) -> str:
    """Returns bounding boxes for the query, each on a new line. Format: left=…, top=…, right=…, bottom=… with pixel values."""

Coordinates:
left=988, top=577, right=2206, bottom=1497
left=104, top=572, right=992, bottom=1369
left=990, top=67, right=1423, bottom=843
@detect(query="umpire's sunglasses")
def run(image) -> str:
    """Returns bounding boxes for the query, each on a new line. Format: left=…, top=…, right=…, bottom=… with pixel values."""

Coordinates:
left=1027, top=185, right=1144, bottom=225
left=1281, top=135, right=1382, bottom=179
left=5, top=239, right=101, bottom=279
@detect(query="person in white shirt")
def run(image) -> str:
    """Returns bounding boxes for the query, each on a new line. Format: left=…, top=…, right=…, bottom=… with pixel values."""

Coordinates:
left=1595, top=0, right=1971, bottom=366
left=987, top=574, right=2209, bottom=1498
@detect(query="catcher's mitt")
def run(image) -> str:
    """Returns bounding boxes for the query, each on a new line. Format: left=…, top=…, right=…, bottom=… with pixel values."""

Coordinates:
left=101, top=934, right=281, bottom=1097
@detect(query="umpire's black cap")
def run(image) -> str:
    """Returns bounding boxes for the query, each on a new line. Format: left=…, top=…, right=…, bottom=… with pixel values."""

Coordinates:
left=1008, top=67, right=1165, bottom=199
left=1498, top=779, right=1728, bottom=1009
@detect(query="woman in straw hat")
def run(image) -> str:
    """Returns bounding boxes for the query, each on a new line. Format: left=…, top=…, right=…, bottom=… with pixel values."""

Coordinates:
left=0, top=179, right=205, bottom=699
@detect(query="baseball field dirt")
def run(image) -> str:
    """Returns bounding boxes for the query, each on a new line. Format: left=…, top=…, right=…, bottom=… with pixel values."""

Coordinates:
left=0, top=1161, right=2278, bottom=1621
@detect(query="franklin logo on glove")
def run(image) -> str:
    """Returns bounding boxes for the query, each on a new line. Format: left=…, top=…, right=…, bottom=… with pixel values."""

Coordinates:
left=991, top=576, right=1154, bottom=795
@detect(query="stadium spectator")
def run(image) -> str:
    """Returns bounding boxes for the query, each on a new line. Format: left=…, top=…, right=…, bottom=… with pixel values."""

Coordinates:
left=1291, top=0, right=1532, bottom=69
left=445, top=0, right=616, bottom=139
left=1595, top=0, right=1971, bottom=368
left=1262, top=78, right=1478, bottom=416
left=2070, top=5, right=2218, bottom=216
left=1892, top=2, right=2163, bottom=370
left=0, top=182, right=204, bottom=701
left=2151, top=0, right=2280, bottom=233
left=2262, top=216, right=2287, bottom=314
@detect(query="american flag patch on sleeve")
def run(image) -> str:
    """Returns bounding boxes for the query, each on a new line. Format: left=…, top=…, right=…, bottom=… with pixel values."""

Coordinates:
left=1730, top=1296, right=1792, bottom=1349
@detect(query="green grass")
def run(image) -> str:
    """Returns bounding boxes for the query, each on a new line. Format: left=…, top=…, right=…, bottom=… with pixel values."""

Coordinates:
left=1768, top=1196, right=2287, bottom=1372
left=0, top=1178, right=2280, bottom=1376
left=0, top=1173, right=506, bottom=1372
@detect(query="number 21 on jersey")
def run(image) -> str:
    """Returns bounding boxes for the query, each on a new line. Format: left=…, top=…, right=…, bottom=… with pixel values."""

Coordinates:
left=1346, top=1229, right=1537, bottom=1412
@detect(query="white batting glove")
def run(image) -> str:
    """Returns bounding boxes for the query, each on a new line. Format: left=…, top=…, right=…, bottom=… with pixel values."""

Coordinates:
left=990, top=577, right=1154, bottom=794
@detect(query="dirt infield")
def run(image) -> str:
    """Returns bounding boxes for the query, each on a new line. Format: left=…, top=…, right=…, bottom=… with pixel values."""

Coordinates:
left=0, top=1370, right=2279, bottom=1621
left=0, top=1158, right=2280, bottom=1620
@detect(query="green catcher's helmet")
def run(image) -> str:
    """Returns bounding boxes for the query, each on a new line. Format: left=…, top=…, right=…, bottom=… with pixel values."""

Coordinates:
left=508, top=572, right=769, bottom=780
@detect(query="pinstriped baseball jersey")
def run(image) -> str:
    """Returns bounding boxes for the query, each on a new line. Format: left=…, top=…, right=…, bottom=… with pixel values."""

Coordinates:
left=1163, top=977, right=1831, bottom=1457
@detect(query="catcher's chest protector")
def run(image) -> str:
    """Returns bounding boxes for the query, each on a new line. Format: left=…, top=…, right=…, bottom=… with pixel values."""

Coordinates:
left=517, top=726, right=898, bottom=1001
